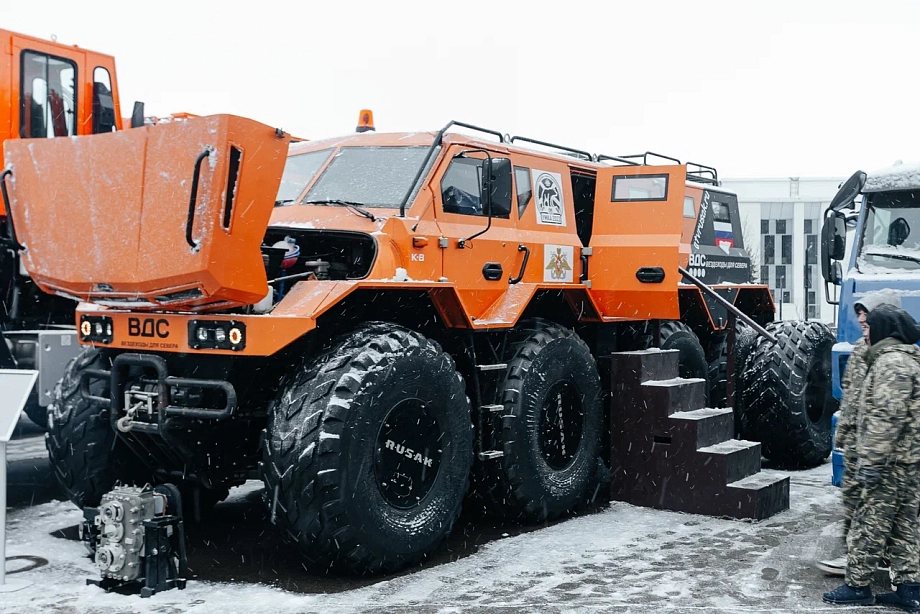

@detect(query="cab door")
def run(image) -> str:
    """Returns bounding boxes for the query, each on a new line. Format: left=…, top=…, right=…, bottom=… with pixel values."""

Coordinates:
left=434, top=145, right=521, bottom=321
left=589, top=165, right=686, bottom=320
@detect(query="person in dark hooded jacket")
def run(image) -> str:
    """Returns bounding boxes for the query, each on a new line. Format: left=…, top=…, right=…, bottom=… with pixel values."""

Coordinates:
left=818, top=289, right=901, bottom=576
left=824, top=303, right=920, bottom=610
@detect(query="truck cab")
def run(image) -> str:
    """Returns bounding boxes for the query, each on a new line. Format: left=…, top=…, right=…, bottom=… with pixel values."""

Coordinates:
left=1, top=29, right=123, bottom=153
left=822, top=165, right=920, bottom=400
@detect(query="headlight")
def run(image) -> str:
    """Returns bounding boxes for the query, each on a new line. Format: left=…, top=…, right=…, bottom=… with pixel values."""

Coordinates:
left=188, top=320, right=245, bottom=351
left=80, top=315, right=113, bottom=344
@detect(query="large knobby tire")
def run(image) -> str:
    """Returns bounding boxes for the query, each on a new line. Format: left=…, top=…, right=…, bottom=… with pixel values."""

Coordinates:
left=478, top=320, right=603, bottom=521
left=732, top=323, right=761, bottom=438
left=46, top=348, right=144, bottom=508
left=23, top=393, right=48, bottom=431
left=260, top=323, right=473, bottom=574
left=660, top=321, right=709, bottom=401
left=740, top=320, right=836, bottom=468
left=706, top=322, right=759, bottom=410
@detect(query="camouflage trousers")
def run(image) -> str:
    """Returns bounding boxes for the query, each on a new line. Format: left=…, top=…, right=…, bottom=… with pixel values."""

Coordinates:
left=842, top=454, right=859, bottom=538
left=846, top=461, right=920, bottom=587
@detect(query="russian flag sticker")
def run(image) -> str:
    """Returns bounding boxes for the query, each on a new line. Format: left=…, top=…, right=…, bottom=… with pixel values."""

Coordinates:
left=714, top=221, right=734, bottom=253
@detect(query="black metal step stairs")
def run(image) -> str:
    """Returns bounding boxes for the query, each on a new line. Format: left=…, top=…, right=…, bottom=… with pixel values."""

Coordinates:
left=606, top=349, right=789, bottom=520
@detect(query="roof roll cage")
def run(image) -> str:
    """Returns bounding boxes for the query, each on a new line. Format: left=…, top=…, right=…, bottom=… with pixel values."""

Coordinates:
left=399, top=123, right=723, bottom=215
left=507, top=135, right=593, bottom=162
left=615, top=151, right=683, bottom=166
left=399, top=120, right=506, bottom=216
left=686, top=162, right=719, bottom=186
left=596, top=154, right=640, bottom=166
left=597, top=151, right=720, bottom=186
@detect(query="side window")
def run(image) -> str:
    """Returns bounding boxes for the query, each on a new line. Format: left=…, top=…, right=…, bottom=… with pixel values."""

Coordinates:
left=611, top=174, right=668, bottom=201
left=441, top=157, right=485, bottom=216
left=683, top=196, right=696, bottom=218
left=872, top=208, right=892, bottom=244
left=20, top=51, right=77, bottom=138
left=711, top=201, right=731, bottom=223
left=92, top=67, right=117, bottom=133
left=515, top=166, right=532, bottom=217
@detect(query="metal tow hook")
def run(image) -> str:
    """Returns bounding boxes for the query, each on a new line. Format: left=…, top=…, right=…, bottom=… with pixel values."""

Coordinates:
left=117, top=388, right=157, bottom=432
left=116, top=402, right=140, bottom=432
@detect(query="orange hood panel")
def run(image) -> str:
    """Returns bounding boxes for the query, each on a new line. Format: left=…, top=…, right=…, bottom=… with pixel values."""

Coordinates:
left=4, top=115, right=288, bottom=310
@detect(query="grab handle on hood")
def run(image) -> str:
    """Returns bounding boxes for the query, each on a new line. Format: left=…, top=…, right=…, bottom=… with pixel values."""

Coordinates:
left=186, top=147, right=212, bottom=249
left=0, top=169, right=23, bottom=251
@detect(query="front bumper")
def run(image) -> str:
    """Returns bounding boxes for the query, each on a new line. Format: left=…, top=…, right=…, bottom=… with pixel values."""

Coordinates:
left=81, top=353, right=237, bottom=436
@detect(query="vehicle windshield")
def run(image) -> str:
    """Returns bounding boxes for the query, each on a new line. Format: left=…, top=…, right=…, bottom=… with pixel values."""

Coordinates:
left=858, top=190, right=920, bottom=271
left=302, top=146, right=429, bottom=208
left=275, top=148, right=333, bottom=203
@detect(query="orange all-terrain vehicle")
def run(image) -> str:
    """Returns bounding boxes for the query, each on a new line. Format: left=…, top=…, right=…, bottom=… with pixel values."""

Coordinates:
left=2, top=114, right=835, bottom=572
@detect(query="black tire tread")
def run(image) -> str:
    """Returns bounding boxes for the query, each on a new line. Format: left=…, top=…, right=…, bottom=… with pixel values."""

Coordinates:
left=23, top=394, right=48, bottom=431
left=46, top=348, right=137, bottom=508
left=659, top=321, right=709, bottom=400
left=706, top=322, right=759, bottom=411
left=659, top=320, right=695, bottom=344
left=740, top=320, right=836, bottom=467
left=260, top=322, right=471, bottom=574
left=476, top=319, right=602, bottom=521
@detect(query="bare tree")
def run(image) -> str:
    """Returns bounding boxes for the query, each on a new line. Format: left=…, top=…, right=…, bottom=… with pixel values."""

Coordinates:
left=740, top=217, right=760, bottom=283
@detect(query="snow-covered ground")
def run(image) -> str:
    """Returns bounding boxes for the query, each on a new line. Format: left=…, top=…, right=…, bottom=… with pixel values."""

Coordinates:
left=1, top=459, right=873, bottom=614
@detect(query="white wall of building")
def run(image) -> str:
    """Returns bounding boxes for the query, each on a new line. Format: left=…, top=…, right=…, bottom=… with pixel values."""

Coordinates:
left=721, top=177, right=844, bottom=324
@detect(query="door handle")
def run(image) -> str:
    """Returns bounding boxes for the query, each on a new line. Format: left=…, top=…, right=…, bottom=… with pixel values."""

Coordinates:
left=509, top=244, right=530, bottom=284
left=482, top=262, right=503, bottom=281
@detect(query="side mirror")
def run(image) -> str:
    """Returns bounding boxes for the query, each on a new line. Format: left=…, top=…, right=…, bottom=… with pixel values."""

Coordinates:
left=888, top=217, right=911, bottom=246
left=829, top=170, right=867, bottom=212
left=481, top=157, right=512, bottom=218
left=821, top=210, right=847, bottom=284
left=131, top=101, right=146, bottom=129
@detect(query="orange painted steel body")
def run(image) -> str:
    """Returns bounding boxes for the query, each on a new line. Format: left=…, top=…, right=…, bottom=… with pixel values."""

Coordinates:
left=3, top=115, right=773, bottom=358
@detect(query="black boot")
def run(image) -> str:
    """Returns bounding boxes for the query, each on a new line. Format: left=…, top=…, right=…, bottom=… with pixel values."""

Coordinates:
left=877, top=584, right=920, bottom=612
left=823, top=583, right=874, bottom=605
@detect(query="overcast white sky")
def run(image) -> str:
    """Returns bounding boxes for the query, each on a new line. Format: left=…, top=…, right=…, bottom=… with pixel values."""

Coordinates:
left=4, top=0, right=918, bottom=178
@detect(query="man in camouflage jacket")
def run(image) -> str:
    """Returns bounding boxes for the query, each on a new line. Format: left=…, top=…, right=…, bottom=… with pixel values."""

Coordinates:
left=824, top=304, right=920, bottom=609
left=818, top=290, right=901, bottom=576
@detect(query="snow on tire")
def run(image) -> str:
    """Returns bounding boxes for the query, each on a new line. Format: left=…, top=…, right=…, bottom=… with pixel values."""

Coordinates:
left=46, top=348, right=146, bottom=508
left=260, top=322, right=473, bottom=574
left=740, top=320, right=836, bottom=468
left=476, top=319, right=602, bottom=521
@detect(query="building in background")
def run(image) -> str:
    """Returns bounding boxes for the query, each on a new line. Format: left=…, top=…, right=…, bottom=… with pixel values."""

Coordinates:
left=721, top=177, right=844, bottom=324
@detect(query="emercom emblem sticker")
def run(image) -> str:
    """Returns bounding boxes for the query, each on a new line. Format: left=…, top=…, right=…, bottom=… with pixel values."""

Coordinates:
left=544, top=245, right=574, bottom=282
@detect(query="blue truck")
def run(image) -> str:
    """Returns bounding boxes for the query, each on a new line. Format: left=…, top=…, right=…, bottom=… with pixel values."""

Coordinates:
left=822, top=165, right=920, bottom=409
